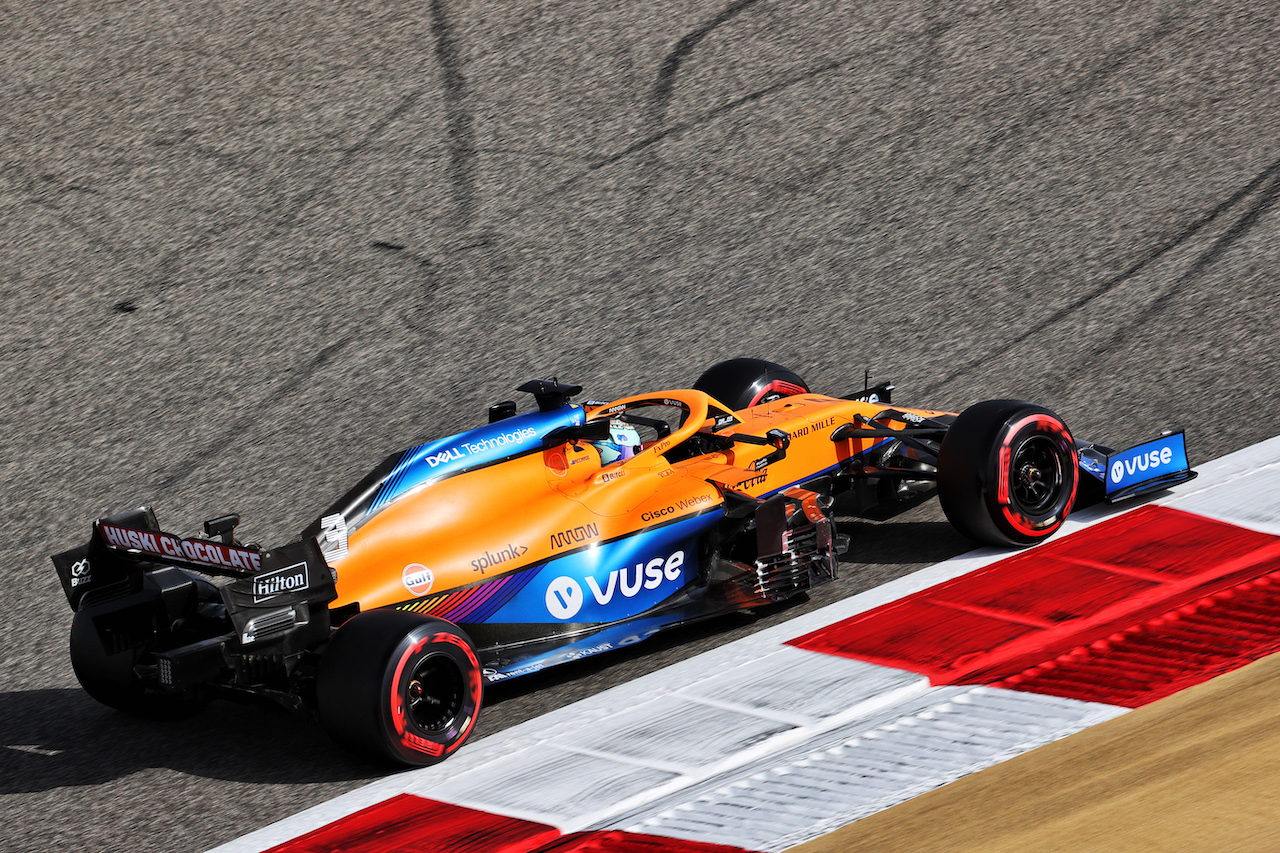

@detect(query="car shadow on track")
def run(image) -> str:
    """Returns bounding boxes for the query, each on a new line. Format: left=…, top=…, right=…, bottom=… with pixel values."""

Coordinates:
left=478, top=516, right=974, bottom=737
left=837, top=517, right=973, bottom=567
left=0, top=688, right=385, bottom=794
left=6, top=516, right=976, bottom=794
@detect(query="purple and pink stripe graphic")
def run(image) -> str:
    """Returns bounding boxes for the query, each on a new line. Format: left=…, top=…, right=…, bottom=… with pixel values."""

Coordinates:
left=397, top=565, right=541, bottom=622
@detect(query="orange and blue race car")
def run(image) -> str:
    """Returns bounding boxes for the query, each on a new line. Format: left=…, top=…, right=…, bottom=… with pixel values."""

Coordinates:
left=51, top=359, right=1196, bottom=765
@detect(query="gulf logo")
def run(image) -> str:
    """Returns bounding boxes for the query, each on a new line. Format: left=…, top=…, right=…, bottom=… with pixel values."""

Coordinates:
left=403, top=564, right=435, bottom=597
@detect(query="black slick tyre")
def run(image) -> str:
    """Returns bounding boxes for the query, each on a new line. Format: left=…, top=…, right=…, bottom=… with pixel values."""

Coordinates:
left=316, top=610, right=483, bottom=766
left=69, top=608, right=206, bottom=719
left=936, top=399, right=1079, bottom=546
left=693, top=358, right=809, bottom=410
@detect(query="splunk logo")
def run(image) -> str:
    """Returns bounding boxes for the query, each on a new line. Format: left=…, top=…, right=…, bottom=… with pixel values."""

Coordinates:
left=544, top=550, right=686, bottom=620
left=471, top=543, right=528, bottom=573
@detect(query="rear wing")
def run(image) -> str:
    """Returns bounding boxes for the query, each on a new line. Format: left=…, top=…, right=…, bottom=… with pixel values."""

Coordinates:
left=51, top=506, right=336, bottom=622
left=96, top=517, right=265, bottom=575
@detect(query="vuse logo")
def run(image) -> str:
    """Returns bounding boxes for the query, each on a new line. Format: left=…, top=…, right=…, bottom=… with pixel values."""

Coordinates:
left=545, top=550, right=686, bottom=621
left=1109, top=446, right=1175, bottom=484
left=1105, top=432, right=1188, bottom=494
left=546, top=576, right=584, bottom=619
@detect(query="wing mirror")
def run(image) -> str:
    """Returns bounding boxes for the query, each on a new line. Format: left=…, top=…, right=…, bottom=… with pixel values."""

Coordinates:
left=544, top=419, right=613, bottom=446
left=730, top=428, right=791, bottom=469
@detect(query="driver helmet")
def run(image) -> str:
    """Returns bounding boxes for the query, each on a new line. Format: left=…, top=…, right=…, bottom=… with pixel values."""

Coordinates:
left=594, top=419, right=642, bottom=465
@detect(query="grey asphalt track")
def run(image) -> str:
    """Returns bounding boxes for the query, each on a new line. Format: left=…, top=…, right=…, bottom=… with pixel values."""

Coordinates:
left=3, top=1, right=1279, bottom=851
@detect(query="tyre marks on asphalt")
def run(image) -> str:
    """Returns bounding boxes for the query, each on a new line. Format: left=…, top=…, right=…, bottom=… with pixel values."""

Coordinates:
left=153, top=339, right=350, bottom=494
left=427, top=0, right=477, bottom=230
left=67, top=8, right=475, bottom=309
left=591, top=5, right=926, bottom=174
left=922, top=151, right=1280, bottom=400
left=606, top=3, right=1181, bottom=187
left=1030, top=155, right=1280, bottom=398
left=1175, top=158, right=1280, bottom=282
left=236, top=90, right=426, bottom=280
left=136, top=0, right=481, bottom=493
left=942, top=12, right=1184, bottom=184
left=648, top=0, right=763, bottom=130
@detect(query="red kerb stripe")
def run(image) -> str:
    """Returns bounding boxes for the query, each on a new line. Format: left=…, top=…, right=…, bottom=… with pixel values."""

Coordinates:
left=264, top=795, right=560, bottom=853
left=264, top=795, right=763, bottom=853
left=789, top=505, right=1280, bottom=705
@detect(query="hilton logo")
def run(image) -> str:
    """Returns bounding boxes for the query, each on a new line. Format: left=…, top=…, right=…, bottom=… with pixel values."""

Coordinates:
left=252, top=562, right=309, bottom=603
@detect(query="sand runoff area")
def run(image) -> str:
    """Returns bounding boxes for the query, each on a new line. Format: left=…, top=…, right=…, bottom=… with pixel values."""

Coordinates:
left=792, top=652, right=1280, bottom=853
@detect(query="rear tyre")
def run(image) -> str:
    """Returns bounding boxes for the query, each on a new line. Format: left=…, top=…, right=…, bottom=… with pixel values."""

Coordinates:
left=69, top=608, right=207, bottom=719
left=316, top=610, right=483, bottom=766
left=937, top=400, right=1079, bottom=546
left=693, top=358, right=809, bottom=410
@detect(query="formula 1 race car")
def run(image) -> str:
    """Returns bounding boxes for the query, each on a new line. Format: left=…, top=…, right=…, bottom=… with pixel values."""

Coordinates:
left=52, top=359, right=1195, bottom=765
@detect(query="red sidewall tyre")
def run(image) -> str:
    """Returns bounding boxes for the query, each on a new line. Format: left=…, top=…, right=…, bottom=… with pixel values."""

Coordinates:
left=383, top=627, right=483, bottom=764
left=693, top=358, right=809, bottom=410
left=937, top=400, right=1079, bottom=546
left=317, top=611, right=483, bottom=766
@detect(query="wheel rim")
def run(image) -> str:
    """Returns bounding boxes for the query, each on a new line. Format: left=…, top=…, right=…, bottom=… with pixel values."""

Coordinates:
left=1010, top=435, right=1064, bottom=514
left=405, top=653, right=466, bottom=733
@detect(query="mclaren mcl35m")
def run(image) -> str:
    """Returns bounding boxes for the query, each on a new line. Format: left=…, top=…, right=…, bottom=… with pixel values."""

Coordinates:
left=53, top=359, right=1195, bottom=764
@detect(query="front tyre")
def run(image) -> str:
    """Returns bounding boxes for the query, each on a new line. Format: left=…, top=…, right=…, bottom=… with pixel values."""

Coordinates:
left=316, top=611, right=483, bottom=766
left=937, top=400, right=1079, bottom=546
